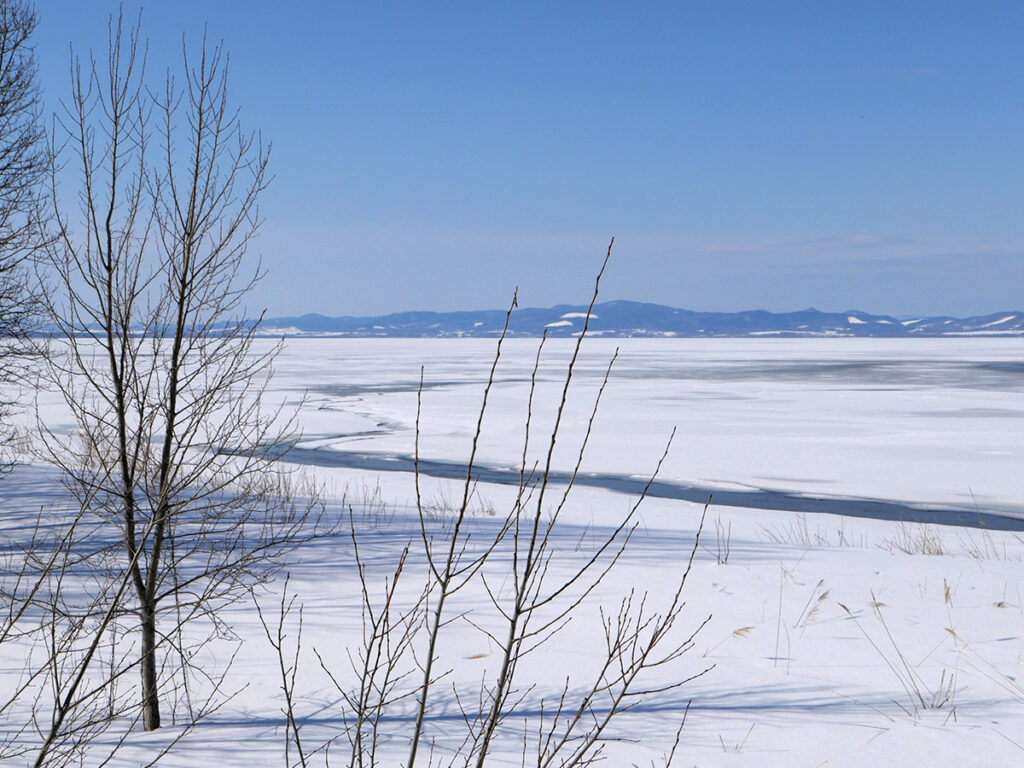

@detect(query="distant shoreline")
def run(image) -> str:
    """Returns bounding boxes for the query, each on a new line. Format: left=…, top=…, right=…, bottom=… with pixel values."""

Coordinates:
left=255, top=301, right=1024, bottom=338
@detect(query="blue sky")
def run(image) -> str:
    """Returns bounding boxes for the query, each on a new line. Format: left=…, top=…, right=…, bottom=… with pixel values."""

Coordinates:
left=34, top=1, right=1024, bottom=316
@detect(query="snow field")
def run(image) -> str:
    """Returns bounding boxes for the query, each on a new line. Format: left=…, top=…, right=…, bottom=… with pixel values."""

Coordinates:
left=3, top=337, right=1024, bottom=765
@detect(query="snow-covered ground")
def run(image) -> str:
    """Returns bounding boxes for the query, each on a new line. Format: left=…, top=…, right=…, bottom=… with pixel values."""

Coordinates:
left=5, top=337, right=1024, bottom=765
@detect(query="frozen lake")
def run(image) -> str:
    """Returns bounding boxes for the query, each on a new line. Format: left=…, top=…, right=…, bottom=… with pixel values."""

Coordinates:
left=268, top=337, right=1024, bottom=528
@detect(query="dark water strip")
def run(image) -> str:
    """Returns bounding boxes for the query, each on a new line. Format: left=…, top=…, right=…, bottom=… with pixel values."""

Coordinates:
left=272, top=446, right=1024, bottom=532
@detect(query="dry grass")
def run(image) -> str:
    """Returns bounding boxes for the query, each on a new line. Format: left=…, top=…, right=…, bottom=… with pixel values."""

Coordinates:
left=760, top=515, right=867, bottom=549
left=954, top=529, right=1024, bottom=562
left=880, top=523, right=945, bottom=556
left=839, top=594, right=960, bottom=719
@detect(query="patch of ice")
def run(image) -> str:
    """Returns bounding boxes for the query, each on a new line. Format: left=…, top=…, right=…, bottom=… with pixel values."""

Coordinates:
left=847, top=316, right=867, bottom=324
left=546, top=320, right=573, bottom=328
left=561, top=312, right=597, bottom=319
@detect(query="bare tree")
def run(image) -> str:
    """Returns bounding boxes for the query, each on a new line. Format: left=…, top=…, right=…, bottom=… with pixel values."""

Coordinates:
left=41, top=13, right=323, bottom=733
left=266, top=242, right=712, bottom=766
left=0, top=0, right=46, bottom=465
left=401, top=242, right=711, bottom=767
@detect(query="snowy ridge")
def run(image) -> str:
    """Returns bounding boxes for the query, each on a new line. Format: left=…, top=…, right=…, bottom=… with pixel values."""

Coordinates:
left=257, top=303, right=1024, bottom=338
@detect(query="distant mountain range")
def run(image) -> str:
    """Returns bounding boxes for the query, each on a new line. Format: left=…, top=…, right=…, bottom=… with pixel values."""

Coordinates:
left=256, top=301, right=1024, bottom=338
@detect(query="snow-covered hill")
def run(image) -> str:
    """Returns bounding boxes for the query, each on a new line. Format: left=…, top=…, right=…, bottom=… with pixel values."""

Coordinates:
left=260, top=301, right=1024, bottom=337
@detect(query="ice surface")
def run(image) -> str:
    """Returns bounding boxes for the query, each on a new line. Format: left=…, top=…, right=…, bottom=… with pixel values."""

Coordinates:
left=270, top=337, right=1024, bottom=521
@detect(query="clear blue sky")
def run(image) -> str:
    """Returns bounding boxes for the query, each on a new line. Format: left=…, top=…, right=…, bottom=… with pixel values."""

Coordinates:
left=34, top=1, right=1024, bottom=316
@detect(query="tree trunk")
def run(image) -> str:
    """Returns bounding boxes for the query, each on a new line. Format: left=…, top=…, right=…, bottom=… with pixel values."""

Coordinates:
left=140, top=600, right=161, bottom=731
